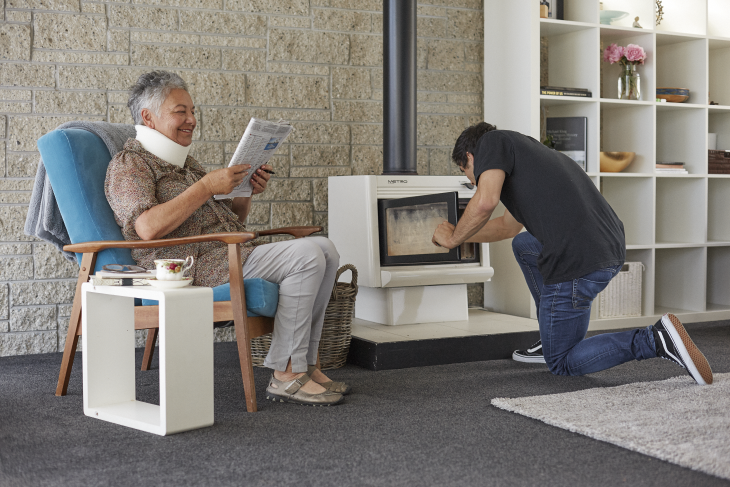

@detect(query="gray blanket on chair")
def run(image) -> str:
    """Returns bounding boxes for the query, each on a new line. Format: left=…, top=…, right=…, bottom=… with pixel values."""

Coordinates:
left=24, top=121, right=136, bottom=263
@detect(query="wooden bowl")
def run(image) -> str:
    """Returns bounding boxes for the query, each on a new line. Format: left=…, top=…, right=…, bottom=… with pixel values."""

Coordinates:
left=656, top=87, right=690, bottom=103
left=600, top=152, right=635, bottom=172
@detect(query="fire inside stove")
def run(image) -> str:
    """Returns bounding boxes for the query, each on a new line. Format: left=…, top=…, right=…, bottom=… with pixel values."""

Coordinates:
left=377, top=191, right=480, bottom=266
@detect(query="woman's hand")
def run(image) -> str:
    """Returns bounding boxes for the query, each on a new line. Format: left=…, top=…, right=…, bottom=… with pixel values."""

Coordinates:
left=201, top=165, right=249, bottom=196
left=251, top=164, right=273, bottom=195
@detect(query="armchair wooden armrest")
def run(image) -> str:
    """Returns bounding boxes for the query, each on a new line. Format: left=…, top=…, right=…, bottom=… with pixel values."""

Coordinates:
left=257, top=226, right=322, bottom=239
left=63, top=231, right=258, bottom=254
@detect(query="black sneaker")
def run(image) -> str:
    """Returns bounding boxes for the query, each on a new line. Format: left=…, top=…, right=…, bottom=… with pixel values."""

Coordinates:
left=512, top=340, right=546, bottom=363
left=653, top=313, right=713, bottom=385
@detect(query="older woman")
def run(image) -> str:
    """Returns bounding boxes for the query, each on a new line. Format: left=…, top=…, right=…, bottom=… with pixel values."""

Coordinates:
left=105, top=71, right=348, bottom=406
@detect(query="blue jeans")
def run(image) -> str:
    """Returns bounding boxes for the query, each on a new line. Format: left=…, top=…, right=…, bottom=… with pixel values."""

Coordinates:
left=511, top=232, right=657, bottom=376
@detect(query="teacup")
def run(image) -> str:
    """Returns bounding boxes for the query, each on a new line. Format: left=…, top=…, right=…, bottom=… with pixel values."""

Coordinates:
left=154, top=257, right=194, bottom=281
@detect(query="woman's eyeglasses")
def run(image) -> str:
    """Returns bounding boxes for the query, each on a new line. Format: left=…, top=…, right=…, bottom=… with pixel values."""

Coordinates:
left=102, top=264, right=149, bottom=273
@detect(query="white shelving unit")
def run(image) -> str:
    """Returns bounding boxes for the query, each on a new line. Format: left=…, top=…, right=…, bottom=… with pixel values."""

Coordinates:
left=483, top=0, right=730, bottom=328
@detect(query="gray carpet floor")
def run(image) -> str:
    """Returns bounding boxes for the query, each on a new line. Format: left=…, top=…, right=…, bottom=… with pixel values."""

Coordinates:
left=1, top=320, right=729, bottom=487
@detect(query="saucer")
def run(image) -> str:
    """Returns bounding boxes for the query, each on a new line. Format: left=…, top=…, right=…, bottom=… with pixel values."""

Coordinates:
left=145, top=277, right=193, bottom=289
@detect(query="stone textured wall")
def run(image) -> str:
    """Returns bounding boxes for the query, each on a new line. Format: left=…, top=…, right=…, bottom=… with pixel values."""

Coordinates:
left=0, top=0, right=484, bottom=356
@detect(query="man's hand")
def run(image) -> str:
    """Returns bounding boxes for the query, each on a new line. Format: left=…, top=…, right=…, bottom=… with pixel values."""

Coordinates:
left=251, top=164, right=272, bottom=195
left=432, top=221, right=458, bottom=249
left=201, top=165, right=249, bottom=196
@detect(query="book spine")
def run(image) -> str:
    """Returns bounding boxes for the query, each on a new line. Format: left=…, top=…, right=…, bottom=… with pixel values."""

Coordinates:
left=709, top=168, right=730, bottom=174
left=540, top=89, right=591, bottom=97
left=708, top=163, right=730, bottom=169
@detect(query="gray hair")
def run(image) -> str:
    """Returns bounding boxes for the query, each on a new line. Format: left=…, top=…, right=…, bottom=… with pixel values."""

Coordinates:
left=127, top=71, right=189, bottom=125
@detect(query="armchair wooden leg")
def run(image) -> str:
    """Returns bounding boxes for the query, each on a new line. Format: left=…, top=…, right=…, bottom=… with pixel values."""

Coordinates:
left=141, top=328, right=158, bottom=371
left=56, top=252, right=95, bottom=396
left=229, top=243, right=258, bottom=412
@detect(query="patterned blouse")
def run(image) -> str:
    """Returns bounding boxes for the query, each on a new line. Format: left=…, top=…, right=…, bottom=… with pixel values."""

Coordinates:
left=105, top=138, right=259, bottom=288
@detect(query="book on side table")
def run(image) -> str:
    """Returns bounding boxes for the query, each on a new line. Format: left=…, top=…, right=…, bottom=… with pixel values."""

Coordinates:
left=90, top=269, right=155, bottom=287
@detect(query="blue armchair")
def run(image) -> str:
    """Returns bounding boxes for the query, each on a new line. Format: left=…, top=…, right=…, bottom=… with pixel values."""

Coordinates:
left=39, top=128, right=321, bottom=412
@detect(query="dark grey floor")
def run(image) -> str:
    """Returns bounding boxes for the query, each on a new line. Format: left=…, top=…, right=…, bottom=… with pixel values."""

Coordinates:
left=1, top=321, right=729, bottom=487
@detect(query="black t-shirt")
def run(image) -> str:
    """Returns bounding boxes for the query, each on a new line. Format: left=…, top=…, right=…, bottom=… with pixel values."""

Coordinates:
left=472, top=130, right=625, bottom=284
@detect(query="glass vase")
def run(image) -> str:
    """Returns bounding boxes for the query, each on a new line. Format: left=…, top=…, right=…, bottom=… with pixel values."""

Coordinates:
left=618, top=64, right=640, bottom=100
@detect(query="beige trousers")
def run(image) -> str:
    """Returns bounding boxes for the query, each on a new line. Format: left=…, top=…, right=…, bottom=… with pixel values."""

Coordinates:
left=242, top=237, right=340, bottom=373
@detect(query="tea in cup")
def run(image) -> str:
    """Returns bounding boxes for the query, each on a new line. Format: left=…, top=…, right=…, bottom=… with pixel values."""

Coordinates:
left=154, top=256, right=194, bottom=281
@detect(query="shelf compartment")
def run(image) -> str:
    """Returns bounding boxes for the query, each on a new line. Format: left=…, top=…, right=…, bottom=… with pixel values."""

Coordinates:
left=708, top=0, right=730, bottom=38
left=542, top=25, right=599, bottom=96
left=708, top=178, right=730, bottom=241
left=655, top=1, right=707, bottom=36
left=654, top=247, right=707, bottom=313
left=542, top=99, right=600, bottom=172
left=707, top=246, right=730, bottom=308
left=709, top=41, right=730, bottom=107
left=656, top=107, right=707, bottom=174
left=600, top=30, right=655, bottom=100
left=708, top=110, right=730, bottom=155
left=656, top=36, right=708, bottom=104
left=601, top=103, right=654, bottom=173
left=655, top=177, right=706, bottom=244
left=600, top=176, right=654, bottom=245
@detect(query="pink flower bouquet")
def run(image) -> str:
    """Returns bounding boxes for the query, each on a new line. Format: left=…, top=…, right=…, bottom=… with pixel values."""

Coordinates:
left=603, top=43, right=647, bottom=65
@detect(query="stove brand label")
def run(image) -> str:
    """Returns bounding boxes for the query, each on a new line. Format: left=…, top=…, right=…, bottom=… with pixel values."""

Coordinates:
left=388, top=179, right=408, bottom=184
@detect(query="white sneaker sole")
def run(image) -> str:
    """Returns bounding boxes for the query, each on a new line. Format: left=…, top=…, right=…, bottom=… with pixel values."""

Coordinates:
left=512, top=351, right=547, bottom=364
left=660, top=313, right=713, bottom=385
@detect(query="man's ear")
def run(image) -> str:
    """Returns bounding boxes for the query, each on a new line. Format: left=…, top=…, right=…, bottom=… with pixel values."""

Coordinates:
left=140, top=108, right=155, bottom=129
left=466, top=152, right=474, bottom=168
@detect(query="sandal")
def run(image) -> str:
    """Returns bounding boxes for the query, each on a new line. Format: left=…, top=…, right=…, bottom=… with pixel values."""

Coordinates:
left=266, top=373, right=344, bottom=406
left=308, top=365, right=352, bottom=395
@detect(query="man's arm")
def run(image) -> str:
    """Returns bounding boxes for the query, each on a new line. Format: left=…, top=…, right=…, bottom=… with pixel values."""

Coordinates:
left=465, top=207, right=523, bottom=243
left=432, top=169, right=505, bottom=249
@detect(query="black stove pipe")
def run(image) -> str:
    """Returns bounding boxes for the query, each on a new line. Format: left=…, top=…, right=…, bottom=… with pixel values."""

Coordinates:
left=382, top=0, right=417, bottom=175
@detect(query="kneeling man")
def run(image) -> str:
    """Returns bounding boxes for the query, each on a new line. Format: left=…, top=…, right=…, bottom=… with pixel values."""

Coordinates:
left=432, top=122, right=713, bottom=385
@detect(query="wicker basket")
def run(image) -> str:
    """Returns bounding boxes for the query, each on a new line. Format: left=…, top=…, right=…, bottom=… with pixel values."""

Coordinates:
left=597, top=262, right=644, bottom=318
left=250, top=264, right=358, bottom=370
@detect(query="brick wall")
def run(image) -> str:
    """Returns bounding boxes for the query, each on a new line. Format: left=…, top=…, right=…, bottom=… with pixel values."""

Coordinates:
left=0, top=0, right=484, bottom=356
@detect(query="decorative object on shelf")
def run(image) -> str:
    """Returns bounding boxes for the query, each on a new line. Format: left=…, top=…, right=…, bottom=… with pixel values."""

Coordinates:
left=603, top=43, right=647, bottom=100
left=655, top=0, right=664, bottom=26
left=600, top=10, right=628, bottom=25
left=708, top=150, right=730, bottom=174
left=540, top=86, right=592, bottom=97
left=633, top=16, right=642, bottom=28
left=547, top=117, right=587, bottom=171
left=655, top=161, right=687, bottom=174
left=656, top=87, right=689, bottom=103
left=540, top=0, right=549, bottom=18
left=600, top=152, right=635, bottom=172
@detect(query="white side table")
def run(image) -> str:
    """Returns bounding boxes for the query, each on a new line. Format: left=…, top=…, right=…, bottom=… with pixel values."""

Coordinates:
left=81, top=282, right=214, bottom=436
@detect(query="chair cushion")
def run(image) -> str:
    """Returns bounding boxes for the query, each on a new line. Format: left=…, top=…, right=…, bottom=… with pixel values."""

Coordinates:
left=38, top=128, right=134, bottom=271
left=140, top=278, right=279, bottom=317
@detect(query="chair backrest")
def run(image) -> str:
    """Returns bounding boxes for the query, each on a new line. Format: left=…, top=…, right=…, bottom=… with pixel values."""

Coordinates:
left=37, top=129, right=135, bottom=271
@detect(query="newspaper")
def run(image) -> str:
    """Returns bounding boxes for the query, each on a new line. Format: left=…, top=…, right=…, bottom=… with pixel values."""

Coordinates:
left=214, top=118, right=293, bottom=199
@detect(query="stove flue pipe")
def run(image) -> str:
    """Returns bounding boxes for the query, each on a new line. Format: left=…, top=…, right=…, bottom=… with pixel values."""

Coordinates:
left=382, top=0, right=417, bottom=175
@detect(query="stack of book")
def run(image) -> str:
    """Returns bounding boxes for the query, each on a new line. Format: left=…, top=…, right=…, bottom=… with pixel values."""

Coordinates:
left=89, top=269, right=155, bottom=286
left=655, top=162, right=688, bottom=174
left=709, top=150, right=730, bottom=174
left=540, top=86, right=592, bottom=98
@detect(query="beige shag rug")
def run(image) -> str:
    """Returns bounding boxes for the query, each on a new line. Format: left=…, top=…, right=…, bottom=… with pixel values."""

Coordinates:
left=492, top=373, right=730, bottom=480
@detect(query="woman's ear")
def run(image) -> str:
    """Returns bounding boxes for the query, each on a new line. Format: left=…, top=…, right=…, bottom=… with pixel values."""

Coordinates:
left=140, top=108, right=155, bottom=129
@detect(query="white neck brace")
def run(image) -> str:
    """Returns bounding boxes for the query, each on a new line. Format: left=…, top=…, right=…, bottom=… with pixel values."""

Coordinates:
left=135, top=125, right=191, bottom=168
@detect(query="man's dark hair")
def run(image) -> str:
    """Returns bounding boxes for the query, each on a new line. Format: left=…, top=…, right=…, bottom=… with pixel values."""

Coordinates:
left=451, top=122, right=498, bottom=167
